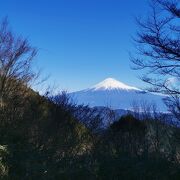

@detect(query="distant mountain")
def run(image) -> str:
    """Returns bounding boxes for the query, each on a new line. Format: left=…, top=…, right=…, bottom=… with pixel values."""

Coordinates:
left=70, top=78, right=167, bottom=111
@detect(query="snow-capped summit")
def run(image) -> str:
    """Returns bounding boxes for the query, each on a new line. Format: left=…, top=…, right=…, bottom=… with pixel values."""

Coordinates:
left=91, top=78, right=140, bottom=91
left=69, top=78, right=166, bottom=111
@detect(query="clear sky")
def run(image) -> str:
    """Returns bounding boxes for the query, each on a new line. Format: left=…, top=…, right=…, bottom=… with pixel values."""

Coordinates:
left=0, top=0, right=150, bottom=92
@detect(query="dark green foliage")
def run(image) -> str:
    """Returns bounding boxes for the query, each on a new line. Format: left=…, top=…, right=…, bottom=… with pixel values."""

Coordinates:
left=0, top=9, right=179, bottom=179
left=0, top=86, right=179, bottom=179
left=95, top=155, right=180, bottom=180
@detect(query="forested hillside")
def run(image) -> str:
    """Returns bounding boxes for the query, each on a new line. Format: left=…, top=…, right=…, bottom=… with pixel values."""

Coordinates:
left=0, top=0, right=180, bottom=178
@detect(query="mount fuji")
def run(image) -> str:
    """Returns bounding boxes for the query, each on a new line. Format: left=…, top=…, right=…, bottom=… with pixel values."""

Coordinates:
left=69, top=78, right=167, bottom=111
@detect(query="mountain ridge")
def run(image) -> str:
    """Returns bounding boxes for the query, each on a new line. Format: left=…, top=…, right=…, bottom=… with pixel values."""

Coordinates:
left=69, top=78, right=167, bottom=111
left=89, top=78, right=141, bottom=91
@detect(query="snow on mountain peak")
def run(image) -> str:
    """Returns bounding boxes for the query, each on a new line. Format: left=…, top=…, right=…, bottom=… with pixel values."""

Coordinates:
left=91, top=78, right=140, bottom=91
left=70, top=77, right=166, bottom=111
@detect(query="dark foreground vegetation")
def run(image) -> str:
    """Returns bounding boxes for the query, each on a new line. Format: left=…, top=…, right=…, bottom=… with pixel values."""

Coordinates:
left=0, top=0, right=180, bottom=179
left=0, top=88, right=180, bottom=179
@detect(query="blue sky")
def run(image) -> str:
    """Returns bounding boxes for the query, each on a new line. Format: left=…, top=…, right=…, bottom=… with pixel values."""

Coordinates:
left=0, top=0, right=149, bottom=92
